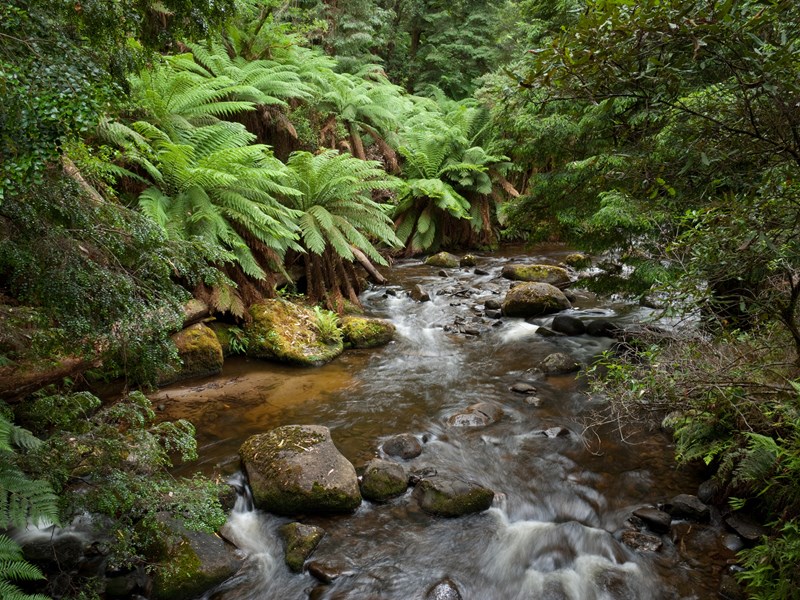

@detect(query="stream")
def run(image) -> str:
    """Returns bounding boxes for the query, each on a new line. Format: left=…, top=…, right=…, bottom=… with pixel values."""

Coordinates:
left=153, top=246, right=736, bottom=600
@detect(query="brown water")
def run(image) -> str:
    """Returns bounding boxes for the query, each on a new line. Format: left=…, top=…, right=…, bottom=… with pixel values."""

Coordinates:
left=152, top=246, right=736, bottom=600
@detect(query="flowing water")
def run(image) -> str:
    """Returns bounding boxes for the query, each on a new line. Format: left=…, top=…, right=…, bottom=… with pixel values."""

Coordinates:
left=152, top=246, right=736, bottom=600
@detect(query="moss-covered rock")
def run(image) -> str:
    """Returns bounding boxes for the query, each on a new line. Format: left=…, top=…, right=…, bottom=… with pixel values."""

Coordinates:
left=182, top=299, right=209, bottom=325
left=501, top=282, right=571, bottom=318
left=239, top=425, right=361, bottom=515
left=563, top=253, right=592, bottom=269
left=279, top=522, right=325, bottom=572
left=245, top=299, right=343, bottom=366
left=412, top=477, right=494, bottom=517
left=459, top=254, right=478, bottom=267
left=341, top=316, right=396, bottom=349
left=150, top=514, right=240, bottom=600
left=159, top=323, right=223, bottom=386
left=360, top=459, right=407, bottom=502
left=501, top=264, right=571, bottom=287
left=425, top=252, right=460, bottom=268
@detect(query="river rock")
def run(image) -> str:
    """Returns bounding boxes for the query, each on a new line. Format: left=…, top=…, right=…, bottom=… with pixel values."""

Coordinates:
left=411, top=284, right=431, bottom=302
left=413, top=477, right=494, bottom=517
left=563, top=253, right=591, bottom=269
left=425, top=252, right=460, bottom=268
left=246, top=299, right=343, bottom=366
left=501, top=264, right=571, bottom=287
left=426, top=577, right=463, bottom=599
left=697, top=479, right=721, bottom=504
left=447, top=402, right=503, bottom=427
left=534, top=326, right=561, bottom=337
left=510, top=382, right=537, bottom=394
left=159, top=323, right=224, bottom=386
left=341, top=316, right=395, bottom=349
left=279, top=522, right=325, bottom=572
left=460, top=254, right=477, bottom=267
left=382, top=433, right=423, bottom=459
left=485, top=309, right=502, bottom=319
left=719, top=572, right=747, bottom=600
left=586, top=319, right=620, bottom=338
left=620, top=529, right=662, bottom=553
left=664, top=494, right=710, bottom=522
left=724, top=513, right=771, bottom=542
left=540, top=352, right=580, bottom=374
left=501, top=282, right=571, bottom=318
left=239, top=425, right=361, bottom=515
left=474, top=267, right=490, bottom=275
left=360, top=459, right=408, bottom=502
left=182, top=298, right=210, bottom=325
left=307, top=560, right=353, bottom=584
left=632, top=507, right=672, bottom=534
left=483, top=298, right=502, bottom=310
left=540, top=426, right=570, bottom=438
left=150, top=514, right=241, bottom=600
left=551, top=315, right=586, bottom=336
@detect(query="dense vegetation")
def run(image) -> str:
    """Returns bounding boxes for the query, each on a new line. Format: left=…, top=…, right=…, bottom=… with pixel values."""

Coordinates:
left=1, top=0, right=798, bottom=597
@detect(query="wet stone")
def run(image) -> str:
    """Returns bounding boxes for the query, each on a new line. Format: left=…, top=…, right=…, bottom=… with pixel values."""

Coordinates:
left=697, top=478, right=721, bottom=504
left=411, top=285, right=431, bottom=302
left=724, top=513, right=771, bottom=542
left=279, top=522, right=325, bottom=573
left=307, top=560, right=352, bottom=584
left=483, top=298, right=502, bottom=310
left=460, top=254, right=477, bottom=267
left=632, top=507, right=672, bottom=534
left=360, top=459, right=407, bottom=502
left=664, top=494, right=710, bottom=522
left=621, top=529, right=663, bottom=552
left=413, top=477, right=494, bottom=517
left=426, top=577, right=463, bottom=600
left=541, top=426, right=570, bottom=438
left=485, top=309, right=502, bottom=319
left=586, top=319, right=620, bottom=338
left=474, top=268, right=490, bottom=276
left=447, top=402, right=503, bottom=427
left=719, top=572, right=747, bottom=600
left=510, top=382, right=537, bottom=394
left=535, top=326, right=561, bottom=337
left=540, top=352, right=580, bottom=374
left=382, top=433, right=423, bottom=460
left=551, top=315, right=586, bottom=336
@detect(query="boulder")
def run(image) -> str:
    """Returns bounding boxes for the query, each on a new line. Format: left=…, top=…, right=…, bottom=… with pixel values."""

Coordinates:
left=150, top=514, right=241, bottom=600
left=182, top=299, right=210, bottom=325
left=540, top=352, right=580, bottom=374
left=551, top=315, right=586, bottom=336
left=307, top=560, right=353, bottom=584
left=382, top=434, right=423, bottom=459
left=245, top=299, right=343, bottom=366
left=239, top=425, right=361, bottom=515
left=632, top=507, right=672, bottom=534
left=447, top=402, right=503, bottom=427
left=360, top=459, right=408, bottom=502
left=501, top=264, right=571, bottom=287
left=724, top=513, right=771, bottom=542
left=413, top=477, right=494, bottom=517
left=425, top=252, right=460, bottom=268
left=483, top=298, right=502, bottom=310
left=341, top=316, right=396, bottom=349
left=586, top=319, right=620, bottom=338
left=411, top=285, right=431, bottom=302
left=501, top=283, right=571, bottom=318
left=159, top=323, right=223, bottom=386
left=279, top=522, right=324, bottom=572
left=664, top=494, right=710, bottom=522
left=534, top=326, right=561, bottom=337
left=426, top=577, right=463, bottom=600
left=563, top=253, right=591, bottom=269
left=459, top=255, right=478, bottom=267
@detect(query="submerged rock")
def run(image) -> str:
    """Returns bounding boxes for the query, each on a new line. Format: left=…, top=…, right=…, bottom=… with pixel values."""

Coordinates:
left=510, top=382, right=537, bottom=394
left=246, top=299, right=343, bottom=366
left=632, top=507, right=672, bottom=534
left=279, top=522, right=324, bottom=572
left=447, top=402, right=503, bottom=427
left=425, top=252, right=460, bottom=268
left=621, top=529, right=663, bottom=553
left=501, top=282, right=571, bottom=318
left=341, top=316, right=395, bottom=349
left=239, top=425, right=361, bottom=515
left=426, top=577, right=463, bottom=600
left=360, top=459, right=408, bottom=502
left=724, top=513, right=771, bottom=542
left=664, top=494, right=710, bottom=522
left=382, top=433, right=423, bottom=460
left=501, top=264, right=571, bottom=287
left=159, top=323, right=224, bottom=386
left=540, top=352, right=580, bottom=374
left=413, top=477, right=494, bottom=517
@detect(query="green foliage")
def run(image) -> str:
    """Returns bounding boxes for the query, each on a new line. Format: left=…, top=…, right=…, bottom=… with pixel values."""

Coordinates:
left=738, top=518, right=800, bottom=600
left=312, top=307, right=343, bottom=345
left=16, top=391, right=226, bottom=571
left=0, top=534, right=49, bottom=600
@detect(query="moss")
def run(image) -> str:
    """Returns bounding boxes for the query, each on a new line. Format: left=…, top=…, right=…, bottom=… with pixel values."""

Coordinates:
left=152, top=537, right=203, bottom=600
left=414, top=479, right=494, bottom=517
left=360, top=468, right=407, bottom=502
left=246, top=299, right=343, bottom=366
left=159, top=323, right=223, bottom=386
left=564, top=253, right=591, bottom=269
left=425, top=252, right=460, bottom=268
left=502, top=282, right=571, bottom=318
left=279, top=523, right=324, bottom=572
left=341, top=316, right=395, bottom=349
left=501, top=264, right=570, bottom=285
left=239, top=426, right=326, bottom=472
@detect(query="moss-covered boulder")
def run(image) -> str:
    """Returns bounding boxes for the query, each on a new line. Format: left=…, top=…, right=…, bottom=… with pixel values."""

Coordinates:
left=412, top=477, right=494, bottom=517
left=501, top=264, right=571, bottom=287
left=460, top=254, right=478, bottom=267
left=341, top=316, right=396, bottom=349
left=540, top=352, right=580, bottom=374
left=245, top=299, right=343, bottom=366
left=239, top=425, right=361, bottom=515
left=563, top=253, right=591, bottom=269
left=150, top=514, right=241, bottom=600
left=360, top=459, right=407, bottom=502
left=501, top=282, right=571, bottom=318
left=279, top=522, right=325, bottom=572
left=159, top=323, right=223, bottom=386
left=425, top=252, right=460, bottom=268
